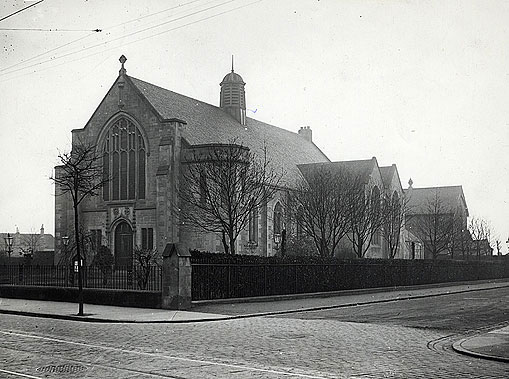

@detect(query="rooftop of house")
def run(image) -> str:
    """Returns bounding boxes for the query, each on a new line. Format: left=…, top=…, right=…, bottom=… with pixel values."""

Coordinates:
left=128, top=76, right=330, bottom=186
left=297, top=157, right=377, bottom=185
left=404, top=185, right=469, bottom=216
left=1, top=230, right=55, bottom=253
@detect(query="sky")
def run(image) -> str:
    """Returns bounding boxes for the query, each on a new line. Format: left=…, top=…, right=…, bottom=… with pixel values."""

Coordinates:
left=1, top=0, right=509, bottom=251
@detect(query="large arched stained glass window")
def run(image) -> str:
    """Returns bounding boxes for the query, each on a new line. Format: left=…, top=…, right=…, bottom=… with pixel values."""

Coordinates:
left=102, top=118, right=146, bottom=201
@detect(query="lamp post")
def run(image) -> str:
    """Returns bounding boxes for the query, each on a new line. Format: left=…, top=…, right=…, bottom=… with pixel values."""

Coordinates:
left=62, top=236, right=69, bottom=253
left=4, top=233, right=13, bottom=263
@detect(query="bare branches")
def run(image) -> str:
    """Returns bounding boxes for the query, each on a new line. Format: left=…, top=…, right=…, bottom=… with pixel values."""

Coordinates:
left=51, top=141, right=107, bottom=206
left=290, top=167, right=356, bottom=258
left=495, top=239, right=502, bottom=256
left=291, top=167, right=390, bottom=259
left=133, top=246, right=160, bottom=290
left=407, top=190, right=455, bottom=259
left=346, top=181, right=384, bottom=258
left=179, top=141, right=284, bottom=254
left=380, top=193, right=408, bottom=259
left=468, top=216, right=492, bottom=258
left=20, top=231, right=42, bottom=256
left=50, top=140, right=109, bottom=315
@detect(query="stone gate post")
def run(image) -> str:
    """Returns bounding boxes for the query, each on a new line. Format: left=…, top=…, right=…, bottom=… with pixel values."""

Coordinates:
left=161, top=243, right=192, bottom=310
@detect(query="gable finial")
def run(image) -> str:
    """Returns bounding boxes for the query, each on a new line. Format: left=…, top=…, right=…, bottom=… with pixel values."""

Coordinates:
left=119, top=55, right=127, bottom=75
left=408, top=178, right=413, bottom=189
left=231, top=55, right=234, bottom=72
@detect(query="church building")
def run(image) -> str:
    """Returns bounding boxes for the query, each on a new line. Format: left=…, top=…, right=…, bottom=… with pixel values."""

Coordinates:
left=54, top=56, right=329, bottom=263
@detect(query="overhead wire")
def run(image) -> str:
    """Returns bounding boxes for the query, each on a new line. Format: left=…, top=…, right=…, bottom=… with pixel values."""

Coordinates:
left=0, top=0, right=237, bottom=77
left=0, top=0, right=229, bottom=76
left=1, top=32, right=96, bottom=74
left=0, top=0, right=262, bottom=83
left=102, top=0, right=204, bottom=30
left=1, top=0, right=205, bottom=74
left=0, top=28, right=102, bottom=32
left=0, top=0, right=45, bottom=23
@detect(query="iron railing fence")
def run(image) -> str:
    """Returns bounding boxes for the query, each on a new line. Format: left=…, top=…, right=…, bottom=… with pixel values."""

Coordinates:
left=0, top=265, right=162, bottom=291
left=191, top=259, right=509, bottom=300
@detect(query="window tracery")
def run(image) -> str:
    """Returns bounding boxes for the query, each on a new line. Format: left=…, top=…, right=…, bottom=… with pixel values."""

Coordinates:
left=102, top=118, right=146, bottom=201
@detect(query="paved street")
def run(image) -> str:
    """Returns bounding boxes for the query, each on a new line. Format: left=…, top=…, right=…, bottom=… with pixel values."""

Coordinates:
left=0, top=286, right=508, bottom=378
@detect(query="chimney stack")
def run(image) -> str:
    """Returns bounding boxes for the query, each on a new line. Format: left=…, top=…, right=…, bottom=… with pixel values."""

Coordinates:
left=298, top=126, right=312, bottom=143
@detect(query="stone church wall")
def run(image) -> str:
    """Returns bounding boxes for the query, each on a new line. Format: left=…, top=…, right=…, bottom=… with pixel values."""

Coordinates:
left=55, top=75, right=182, bottom=264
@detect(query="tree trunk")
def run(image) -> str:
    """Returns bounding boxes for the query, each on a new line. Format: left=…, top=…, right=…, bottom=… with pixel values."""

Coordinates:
left=221, top=230, right=230, bottom=254
left=221, top=231, right=229, bottom=254
left=229, top=228, right=236, bottom=255
left=73, top=199, right=84, bottom=316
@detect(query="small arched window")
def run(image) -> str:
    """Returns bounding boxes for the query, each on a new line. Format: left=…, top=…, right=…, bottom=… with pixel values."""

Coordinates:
left=274, top=202, right=283, bottom=235
left=371, top=186, right=381, bottom=245
left=248, top=206, right=258, bottom=243
left=102, top=118, right=146, bottom=201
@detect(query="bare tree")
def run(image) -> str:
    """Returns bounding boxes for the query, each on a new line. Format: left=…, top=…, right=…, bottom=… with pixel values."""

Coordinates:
left=346, top=181, right=384, bottom=258
left=51, top=141, right=108, bottom=316
left=450, top=214, right=470, bottom=259
left=407, top=190, right=455, bottom=259
left=495, top=239, right=502, bottom=256
left=468, top=217, right=492, bottom=258
left=290, top=167, right=355, bottom=258
left=381, top=193, right=408, bottom=259
left=133, top=246, right=160, bottom=290
left=179, top=142, right=283, bottom=255
left=20, top=230, right=42, bottom=257
left=58, top=226, right=97, bottom=265
left=92, top=245, right=114, bottom=285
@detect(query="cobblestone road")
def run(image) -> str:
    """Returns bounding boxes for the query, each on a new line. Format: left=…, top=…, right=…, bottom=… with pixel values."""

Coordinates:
left=0, top=316, right=506, bottom=378
left=0, top=288, right=508, bottom=378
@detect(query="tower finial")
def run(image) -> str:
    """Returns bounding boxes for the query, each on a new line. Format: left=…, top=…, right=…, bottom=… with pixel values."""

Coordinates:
left=231, top=55, right=234, bottom=72
left=119, top=55, right=127, bottom=75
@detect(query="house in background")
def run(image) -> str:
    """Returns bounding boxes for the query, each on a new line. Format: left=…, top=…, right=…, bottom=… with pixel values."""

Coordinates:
left=298, top=157, right=408, bottom=259
left=1, top=225, right=55, bottom=264
left=404, top=183, right=469, bottom=259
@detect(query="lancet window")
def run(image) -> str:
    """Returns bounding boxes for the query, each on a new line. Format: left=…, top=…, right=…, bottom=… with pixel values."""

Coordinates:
left=102, top=118, right=146, bottom=201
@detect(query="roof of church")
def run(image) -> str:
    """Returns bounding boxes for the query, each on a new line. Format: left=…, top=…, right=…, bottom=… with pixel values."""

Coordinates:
left=404, top=185, right=468, bottom=216
left=297, top=158, right=377, bottom=184
left=128, top=76, right=329, bottom=185
left=379, top=166, right=395, bottom=188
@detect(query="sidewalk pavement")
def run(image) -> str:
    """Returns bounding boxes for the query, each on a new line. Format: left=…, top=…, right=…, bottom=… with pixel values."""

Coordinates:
left=452, top=325, right=509, bottom=363
left=1, top=280, right=508, bottom=361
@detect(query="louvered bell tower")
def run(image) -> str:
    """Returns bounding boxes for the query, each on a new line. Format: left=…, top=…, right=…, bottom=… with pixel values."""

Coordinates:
left=220, top=57, right=246, bottom=125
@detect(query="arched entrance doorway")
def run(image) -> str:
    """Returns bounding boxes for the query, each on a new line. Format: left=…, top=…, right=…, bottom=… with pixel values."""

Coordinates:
left=114, top=221, right=133, bottom=267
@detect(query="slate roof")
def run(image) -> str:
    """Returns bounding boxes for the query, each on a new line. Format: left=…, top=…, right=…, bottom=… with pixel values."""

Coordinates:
left=298, top=158, right=376, bottom=185
left=0, top=232, right=55, bottom=254
left=128, top=76, right=329, bottom=185
left=379, top=166, right=395, bottom=189
left=404, top=186, right=469, bottom=216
